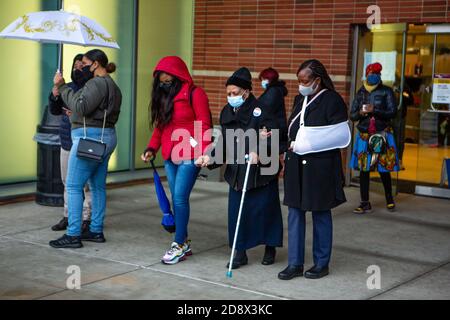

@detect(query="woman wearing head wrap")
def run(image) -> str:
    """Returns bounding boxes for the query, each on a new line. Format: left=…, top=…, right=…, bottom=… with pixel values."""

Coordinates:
left=350, top=62, right=400, bottom=214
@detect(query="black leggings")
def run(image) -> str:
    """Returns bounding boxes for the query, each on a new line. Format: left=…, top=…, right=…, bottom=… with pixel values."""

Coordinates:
left=359, top=171, right=393, bottom=203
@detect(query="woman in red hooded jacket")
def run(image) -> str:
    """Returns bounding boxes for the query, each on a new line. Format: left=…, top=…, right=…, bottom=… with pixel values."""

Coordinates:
left=141, top=56, right=212, bottom=265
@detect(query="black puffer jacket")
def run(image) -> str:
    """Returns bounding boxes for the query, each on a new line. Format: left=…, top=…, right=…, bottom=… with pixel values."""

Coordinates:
left=258, top=81, right=288, bottom=153
left=350, top=83, right=397, bottom=133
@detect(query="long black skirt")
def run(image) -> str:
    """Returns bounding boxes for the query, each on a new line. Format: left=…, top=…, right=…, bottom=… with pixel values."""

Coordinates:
left=228, top=178, right=283, bottom=251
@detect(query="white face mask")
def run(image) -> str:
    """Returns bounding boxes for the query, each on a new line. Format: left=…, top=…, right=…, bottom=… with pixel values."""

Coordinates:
left=299, top=79, right=319, bottom=96
left=261, top=79, right=269, bottom=89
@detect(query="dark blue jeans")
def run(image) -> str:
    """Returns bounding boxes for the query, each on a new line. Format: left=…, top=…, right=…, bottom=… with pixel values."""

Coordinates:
left=164, top=159, right=200, bottom=244
left=287, top=207, right=333, bottom=268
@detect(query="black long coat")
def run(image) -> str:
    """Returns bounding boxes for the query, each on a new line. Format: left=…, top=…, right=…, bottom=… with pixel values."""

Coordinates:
left=283, top=90, right=348, bottom=211
left=208, top=94, right=285, bottom=250
left=258, top=81, right=289, bottom=153
left=210, top=94, right=283, bottom=191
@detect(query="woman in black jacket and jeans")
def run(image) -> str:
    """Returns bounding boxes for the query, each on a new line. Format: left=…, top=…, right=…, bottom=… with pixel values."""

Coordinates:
left=350, top=62, right=400, bottom=214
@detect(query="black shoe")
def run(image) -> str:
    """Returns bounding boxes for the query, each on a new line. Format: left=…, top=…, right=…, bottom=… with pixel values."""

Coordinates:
left=278, top=265, right=304, bottom=280
left=51, top=217, right=68, bottom=231
left=304, top=265, right=329, bottom=279
left=226, top=251, right=248, bottom=270
left=49, top=234, right=83, bottom=249
left=81, top=230, right=106, bottom=243
left=386, top=196, right=396, bottom=212
left=81, top=220, right=91, bottom=234
left=353, top=201, right=372, bottom=214
left=262, top=246, right=276, bottom=265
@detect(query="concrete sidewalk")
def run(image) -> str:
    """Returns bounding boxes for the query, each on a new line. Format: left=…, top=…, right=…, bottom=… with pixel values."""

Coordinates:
left=0, top=179, right=449, bottom=300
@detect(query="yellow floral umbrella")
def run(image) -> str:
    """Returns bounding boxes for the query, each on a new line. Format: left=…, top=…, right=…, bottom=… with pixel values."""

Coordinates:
left=0, top=10, right=120, bottom=71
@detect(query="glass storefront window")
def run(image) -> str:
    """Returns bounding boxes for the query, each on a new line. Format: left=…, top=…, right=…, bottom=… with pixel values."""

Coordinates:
left=351, top=23, right=406, bottom=193
left=0, top=0, right=195, bottom=185
left=134, top=0, right=194, bottom=169
left=0, top=0, right=58, bottom=184
left=62, top=0, right=135, bottom=172
left=352, top=23, right=450, bottom=197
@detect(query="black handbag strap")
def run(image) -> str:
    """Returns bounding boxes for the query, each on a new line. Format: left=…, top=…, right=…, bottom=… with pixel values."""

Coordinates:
left=83, top=77, right=110, bottom=143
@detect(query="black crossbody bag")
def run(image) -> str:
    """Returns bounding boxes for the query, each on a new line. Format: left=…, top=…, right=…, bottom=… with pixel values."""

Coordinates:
left=76, top=79, right=109, bottom=162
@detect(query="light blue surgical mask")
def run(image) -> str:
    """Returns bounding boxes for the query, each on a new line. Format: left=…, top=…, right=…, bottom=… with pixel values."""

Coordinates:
left=299, top=79, right=318, bottom=96
left=227, top=94, right=245, bottom=109
left=261, top=79, right=269, bottom=90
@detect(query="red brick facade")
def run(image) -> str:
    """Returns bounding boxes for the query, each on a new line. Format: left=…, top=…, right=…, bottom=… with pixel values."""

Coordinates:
left=192, top=0, right=450, bottom=122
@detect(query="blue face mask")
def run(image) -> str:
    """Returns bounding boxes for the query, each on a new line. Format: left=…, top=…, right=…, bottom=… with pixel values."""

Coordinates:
left=227, top=94, right=245, bottom=109
left=367, top=74, right=381, bottom=85
left=261, top=80, right=269, bottom=90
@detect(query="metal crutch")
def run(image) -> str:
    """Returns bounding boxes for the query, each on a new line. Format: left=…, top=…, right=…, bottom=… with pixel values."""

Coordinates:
left=227, top=154, right=253, bottom=278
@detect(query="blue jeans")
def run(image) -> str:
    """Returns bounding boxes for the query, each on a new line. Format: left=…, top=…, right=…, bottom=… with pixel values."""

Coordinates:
left=164, top=159, right=200, bottom=244
left=288, top=207, right=333, bottom=268
left=66, top=127, right=117, bottom=236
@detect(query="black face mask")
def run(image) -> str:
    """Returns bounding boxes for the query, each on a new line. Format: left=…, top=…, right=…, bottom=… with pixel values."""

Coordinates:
left=81, top=64, right=95, bottom=82
left=159, top=82, right=173, bottom=94
left=72, top=69, right=89, bottom=87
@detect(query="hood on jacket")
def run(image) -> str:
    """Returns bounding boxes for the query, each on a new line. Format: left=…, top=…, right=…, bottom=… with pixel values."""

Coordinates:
left=268, top=80, right=288, bottom=97
left=153, top=56, right=193, bottom=86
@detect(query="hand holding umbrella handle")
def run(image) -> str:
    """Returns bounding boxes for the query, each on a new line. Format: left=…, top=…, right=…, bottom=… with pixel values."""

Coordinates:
left=149, top=154, right=157, bottom=171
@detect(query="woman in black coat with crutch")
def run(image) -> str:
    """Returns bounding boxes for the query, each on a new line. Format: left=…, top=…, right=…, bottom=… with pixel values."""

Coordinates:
left=196, top=67, right=285, bottom=269
left=278, top=60, right=351, bottom=280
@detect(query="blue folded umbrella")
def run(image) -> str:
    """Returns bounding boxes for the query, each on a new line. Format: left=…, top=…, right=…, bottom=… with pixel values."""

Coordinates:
left=150, top=159, right=175, bottom=233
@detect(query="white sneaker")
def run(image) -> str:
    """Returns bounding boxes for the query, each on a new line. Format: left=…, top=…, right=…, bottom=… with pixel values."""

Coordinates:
left=162, top=242, right=186, bottom=265
left=182, top=240, right=192, bottom=256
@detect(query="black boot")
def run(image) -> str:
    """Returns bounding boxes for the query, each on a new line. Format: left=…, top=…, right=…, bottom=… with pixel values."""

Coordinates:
left=304, top=265, right=329, bottom=279
left=49, top=234, right=83, bottom=249
left=51, top=217, right=68, bottom=231
left=262, top=246, right=276, bottom=265
left=278, top=265, right=304, bottom=280
left=226, top=250, right=248, bottom=269
left=81, top=231, right=106, bottom=243
left=81, top=220, right=91, bottom=234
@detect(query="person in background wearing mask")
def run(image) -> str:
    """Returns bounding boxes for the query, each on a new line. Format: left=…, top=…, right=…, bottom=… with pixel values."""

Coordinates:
left=196, top=67, right=284, bottom=269
left=50, top=49, right=122, bottom=248
left=141, top=56, right=212, bottom=265
left=49, top=54, right=92, bottom=233
left=392, top=78, right=414, bottom=169
left=279, top=60, right=349, bottom=280
left=350, top=62, right=399, bottom=214
left=258, top=67, right=288, bottom=158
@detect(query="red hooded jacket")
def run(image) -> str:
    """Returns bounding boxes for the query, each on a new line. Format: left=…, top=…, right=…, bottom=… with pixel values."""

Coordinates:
left=147, top=56, right=212, bottom=161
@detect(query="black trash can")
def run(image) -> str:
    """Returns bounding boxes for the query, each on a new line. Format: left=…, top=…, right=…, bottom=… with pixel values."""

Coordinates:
left=34, top=105, right=64, bottom=207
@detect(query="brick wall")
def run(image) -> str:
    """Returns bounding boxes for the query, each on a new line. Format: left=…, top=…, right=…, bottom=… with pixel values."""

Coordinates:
left=192, top=0, right=450, bottom=122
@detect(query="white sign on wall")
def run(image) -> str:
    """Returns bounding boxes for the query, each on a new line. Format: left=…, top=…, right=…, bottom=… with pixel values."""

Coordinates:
left=432, top=74, right=450, bottom=104
left=363, top=51, right=397, bottom=82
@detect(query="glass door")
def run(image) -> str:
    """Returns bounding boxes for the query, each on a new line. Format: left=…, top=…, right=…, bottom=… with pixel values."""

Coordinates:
left=349, top=23, right=407, bottom=195
left=415, top=29, right=450, bottom=198
left=397, top=24, right=434, bottom=192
